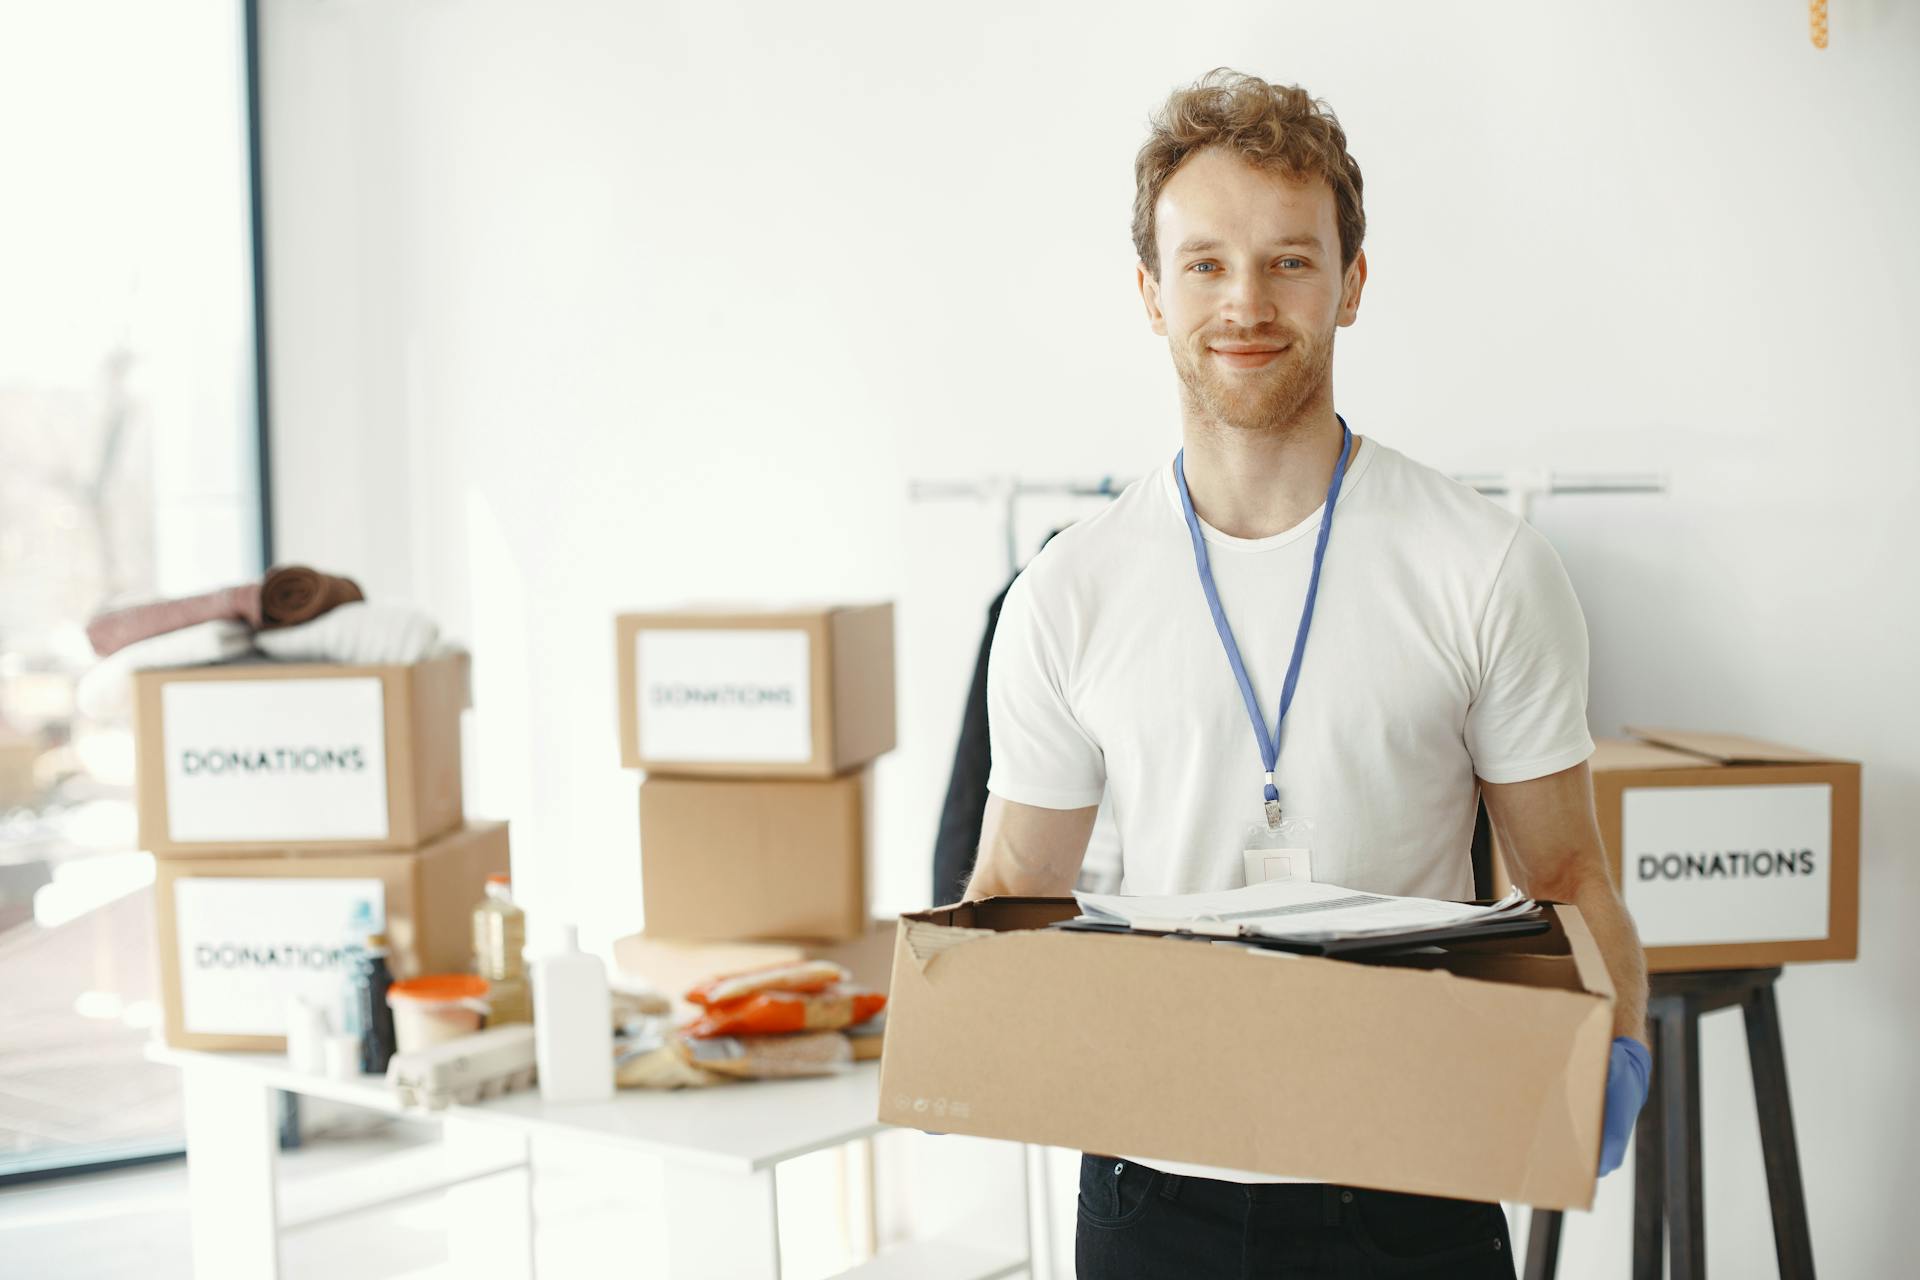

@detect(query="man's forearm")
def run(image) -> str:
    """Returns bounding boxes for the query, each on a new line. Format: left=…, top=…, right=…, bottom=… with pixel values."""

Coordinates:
left=963, top=796, right=1098, bottom=902
left=963, top=844, right=1076, bottom=900
left=1567, top=870, right=1649, bottom=1046
left=1481, top=763, right=1650, bottom=1047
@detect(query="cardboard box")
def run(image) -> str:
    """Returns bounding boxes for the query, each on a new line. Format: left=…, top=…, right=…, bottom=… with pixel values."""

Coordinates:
left=638, top=770, right=870, bottom=942
left=134, top=652, right=469, bottom=855
left=1588, top=729, right=1861, bottom=971
left=614, top=604, right=894, bottom=777
left=154, top=819, right=509, bottom=1051
left=879, top=898, right=1613, bottom=1210
left=612, top=916, right=898, bottom=1016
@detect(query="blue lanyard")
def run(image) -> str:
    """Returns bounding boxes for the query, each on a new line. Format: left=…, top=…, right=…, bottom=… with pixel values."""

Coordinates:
left=1174, top=419, right=1352, bottom=819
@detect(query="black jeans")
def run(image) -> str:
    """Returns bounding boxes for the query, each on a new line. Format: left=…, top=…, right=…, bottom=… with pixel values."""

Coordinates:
left=1075, top=1154, right=1515, bottom=1278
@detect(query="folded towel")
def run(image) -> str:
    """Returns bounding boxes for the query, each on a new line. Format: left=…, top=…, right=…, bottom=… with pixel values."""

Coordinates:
left=260, top=565, right=364, bottom=628
left=86, top=585, right=263, bottom=658
left=252, top=602, right=440, bottom=666
left=75, top=620, right=256, bottom=722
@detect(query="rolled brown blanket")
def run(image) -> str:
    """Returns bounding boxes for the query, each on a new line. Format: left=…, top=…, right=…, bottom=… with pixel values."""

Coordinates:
left=260, top=565, right=364, bottom=628
left=86, top=584, right=264, bottom=658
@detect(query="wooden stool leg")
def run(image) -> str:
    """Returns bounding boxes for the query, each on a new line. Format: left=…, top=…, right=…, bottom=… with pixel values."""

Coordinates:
left=1744, top=979, right=1817, bottom=1277
left=1522, top=1208, right=1562, bottom=1280
left=1632, top=1019, right=1666, bottom=1280
left=1660, top=996, right=1706, bottom=1280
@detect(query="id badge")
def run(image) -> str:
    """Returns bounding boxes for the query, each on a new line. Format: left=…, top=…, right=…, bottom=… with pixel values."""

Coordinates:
left=1243, top=810, right=1314, bottom=886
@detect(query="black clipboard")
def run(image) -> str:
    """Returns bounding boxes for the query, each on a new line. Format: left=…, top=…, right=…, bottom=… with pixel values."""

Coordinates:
left=1045, top=912, right=1550, bottom=958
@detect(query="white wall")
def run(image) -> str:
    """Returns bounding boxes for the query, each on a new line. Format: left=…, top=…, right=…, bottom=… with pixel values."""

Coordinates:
left=262, top=1, right=1918, bottom=1273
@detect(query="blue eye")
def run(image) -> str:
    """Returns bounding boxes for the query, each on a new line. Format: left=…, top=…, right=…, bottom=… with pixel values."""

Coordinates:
left=1190, top=262, right=1217, bottom=273
left=1279, top=258, right=1305, bottom=270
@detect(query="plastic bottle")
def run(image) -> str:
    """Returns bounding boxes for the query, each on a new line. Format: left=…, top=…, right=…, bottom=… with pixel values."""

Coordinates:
left=354, top=932, right=398, bottom=1073
left=338, top=899, right=376, bottom=1043
left=529, top=924, right=613, bottom=1103
left=473, top=875, right=532, bottom=1025
left=473, top=875, right=526, bottom=980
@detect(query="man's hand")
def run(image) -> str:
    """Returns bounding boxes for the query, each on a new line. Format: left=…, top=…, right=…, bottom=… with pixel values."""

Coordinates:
left=1600, top=1035, right=1652, bottom=1176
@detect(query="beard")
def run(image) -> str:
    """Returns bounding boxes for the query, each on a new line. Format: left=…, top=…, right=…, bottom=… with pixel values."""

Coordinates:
left=1169, top=317, right=1336, bottom=436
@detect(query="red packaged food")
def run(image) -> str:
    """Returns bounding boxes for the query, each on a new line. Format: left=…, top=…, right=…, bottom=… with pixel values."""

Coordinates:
left=686, top=960, right=849, bottom=1009
left=684, top=986, right=887, bottom=1039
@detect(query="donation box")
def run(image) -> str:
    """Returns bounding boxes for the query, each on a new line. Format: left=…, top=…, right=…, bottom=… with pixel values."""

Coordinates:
left=1589, top=729, right=1860, bottom=972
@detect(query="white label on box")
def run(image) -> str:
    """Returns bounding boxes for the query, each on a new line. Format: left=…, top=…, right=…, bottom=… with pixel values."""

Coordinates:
left=174, top=877, right=386, bottom=1036
left=161, top=678, right=390, bottom=842
left=636, top=628, right=813, bottom=763
left=1621, top=783, right=1831, bottom=947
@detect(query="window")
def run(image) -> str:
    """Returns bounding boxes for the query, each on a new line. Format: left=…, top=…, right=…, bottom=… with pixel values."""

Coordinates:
left=0, top=0, right=270, bottom=1179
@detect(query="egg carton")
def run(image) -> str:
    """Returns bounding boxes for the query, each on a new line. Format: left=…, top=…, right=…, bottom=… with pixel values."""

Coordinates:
left=386, top=1024, right=538, bottom=1110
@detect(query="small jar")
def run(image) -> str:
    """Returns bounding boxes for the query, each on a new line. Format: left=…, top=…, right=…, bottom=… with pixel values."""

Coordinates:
left=386, top=974, right=491, bottom=1053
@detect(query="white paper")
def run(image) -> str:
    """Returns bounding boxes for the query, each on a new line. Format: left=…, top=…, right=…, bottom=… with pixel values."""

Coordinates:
left=1621, top=783, right=1831, bottom=947
left=161, top=677, right=390, bottom=842
left=635, top=628, right=813, bottom=763
left=1074, top=878, right=1535, bottom=943
left=174, top=877, right=386, bottom=1036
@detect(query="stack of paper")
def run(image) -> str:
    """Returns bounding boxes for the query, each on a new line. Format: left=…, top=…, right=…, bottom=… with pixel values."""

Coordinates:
left=1071, top=879, right=1539, bottom=946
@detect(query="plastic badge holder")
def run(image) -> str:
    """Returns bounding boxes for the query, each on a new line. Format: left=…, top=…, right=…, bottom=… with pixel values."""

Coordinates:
left=1243, top=813, right=1314, bottom=886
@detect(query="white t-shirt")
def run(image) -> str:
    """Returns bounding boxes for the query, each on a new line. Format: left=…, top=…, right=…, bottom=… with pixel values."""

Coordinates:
left=984, top=433, right=1595, bottom=1184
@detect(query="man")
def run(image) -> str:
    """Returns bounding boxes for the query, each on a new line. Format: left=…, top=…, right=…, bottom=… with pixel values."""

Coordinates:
left=965, top=69, right=1652, bottom=1278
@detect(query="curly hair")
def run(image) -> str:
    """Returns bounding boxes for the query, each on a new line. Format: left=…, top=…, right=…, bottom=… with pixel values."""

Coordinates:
left=1132, top=68, right=1366, bottom=281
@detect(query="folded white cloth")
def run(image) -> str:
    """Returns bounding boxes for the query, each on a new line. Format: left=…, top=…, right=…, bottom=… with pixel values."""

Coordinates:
left=75, top=620, right=256, bottom=722
left=253, top=602, right=440, bottom=666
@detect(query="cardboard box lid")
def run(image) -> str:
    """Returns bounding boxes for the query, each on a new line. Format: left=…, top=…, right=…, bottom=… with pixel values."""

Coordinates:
left=896, top=897, right=1615, bottom=1000
left=617, top=602, right=886, bottom=625
left=1590, top=738, right=1710, bottom=772
left=132, top=649, right=470, bottom=696
left=1616, top=728, right=1846, bottom=767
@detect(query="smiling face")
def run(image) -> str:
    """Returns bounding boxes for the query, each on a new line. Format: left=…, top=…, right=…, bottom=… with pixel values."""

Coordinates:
left=1138, top=146, right=1366, bottom=435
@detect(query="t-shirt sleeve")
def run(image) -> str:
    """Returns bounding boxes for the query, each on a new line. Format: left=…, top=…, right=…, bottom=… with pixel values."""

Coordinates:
left=1463, top=522, right=1597, bottom=784
left=984, top=570, right=1107, bottom=809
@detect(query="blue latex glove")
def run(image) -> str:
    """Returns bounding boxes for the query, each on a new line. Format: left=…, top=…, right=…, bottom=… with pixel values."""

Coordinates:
left=1599, top=1035, right=1652, bottom=1176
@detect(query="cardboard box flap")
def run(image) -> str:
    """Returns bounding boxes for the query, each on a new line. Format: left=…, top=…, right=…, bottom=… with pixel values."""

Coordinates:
left=901, top=920, right=999, bottom=973
left=898, top=897, right=1076, bottom=973
left=1590, top=737, right=1707, bottom=772
left=1622, top=727, right=1842, bottom=765
left=1516, top=999, right=1615, bottom=1205
left=1555, top=901, right=1615, bottom=1001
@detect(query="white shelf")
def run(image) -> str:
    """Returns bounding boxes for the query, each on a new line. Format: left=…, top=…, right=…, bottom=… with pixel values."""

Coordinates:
left=838, top=1236, right=1029, bottom=1280
left=147, top=1043, right=406, bottom=1115
left=277, top=1143, right=526, bottom=1234
left=146, top=1041, right=888, bottom=1174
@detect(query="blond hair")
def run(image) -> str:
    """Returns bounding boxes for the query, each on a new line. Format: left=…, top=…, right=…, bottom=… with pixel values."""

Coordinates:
left=1132, top=68, right=1366, bottom=280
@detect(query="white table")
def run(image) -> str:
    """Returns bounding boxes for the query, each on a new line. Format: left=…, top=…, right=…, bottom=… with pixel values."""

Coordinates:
left=147, top=1043, right=1037, bottom=1279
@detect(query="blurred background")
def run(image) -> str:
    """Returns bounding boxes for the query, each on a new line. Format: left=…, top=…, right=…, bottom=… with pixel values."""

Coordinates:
left=2, top=1, right=1915, bottom=1276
